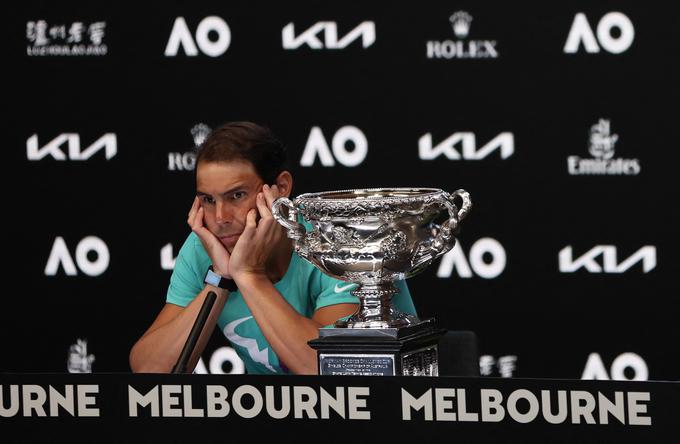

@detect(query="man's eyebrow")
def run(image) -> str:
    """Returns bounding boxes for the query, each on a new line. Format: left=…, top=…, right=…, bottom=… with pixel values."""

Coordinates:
left=195, top=185, right=247, bottom=197
left=220, top=184, right=247, bottom=196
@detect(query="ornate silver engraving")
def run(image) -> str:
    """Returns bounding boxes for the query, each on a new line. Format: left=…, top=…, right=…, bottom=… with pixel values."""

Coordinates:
left=272, top=188, right=472, bottom=328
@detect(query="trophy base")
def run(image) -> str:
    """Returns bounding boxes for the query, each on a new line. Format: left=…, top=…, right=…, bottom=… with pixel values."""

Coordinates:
left=308, top=319, right=446, bottom=376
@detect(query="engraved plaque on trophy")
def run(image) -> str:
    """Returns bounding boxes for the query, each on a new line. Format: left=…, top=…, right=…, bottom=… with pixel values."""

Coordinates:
left=272, top=188, right=471, bottom=376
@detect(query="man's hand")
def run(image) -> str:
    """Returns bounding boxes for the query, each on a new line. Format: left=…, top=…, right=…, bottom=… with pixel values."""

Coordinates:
left=229, top=184, right=285, bottom=282
left=187, top=197, right=231, bottom=278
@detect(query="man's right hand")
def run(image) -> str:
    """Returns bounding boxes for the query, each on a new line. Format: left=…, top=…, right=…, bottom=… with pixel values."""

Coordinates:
left=187, top=197, right=231, bottom=278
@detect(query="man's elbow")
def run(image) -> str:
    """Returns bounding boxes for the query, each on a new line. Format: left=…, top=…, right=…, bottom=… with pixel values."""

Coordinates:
left=128, top=344, right=143, bottom=373
left=129, top=342, right=156, bottom=373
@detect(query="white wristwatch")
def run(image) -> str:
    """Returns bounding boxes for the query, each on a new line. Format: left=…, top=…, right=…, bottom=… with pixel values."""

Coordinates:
left=204, top=266, right=238, bottom=291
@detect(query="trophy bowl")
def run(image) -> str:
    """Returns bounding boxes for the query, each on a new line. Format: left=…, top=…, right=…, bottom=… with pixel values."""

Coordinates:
left=272, top=188, right=471, bottom=329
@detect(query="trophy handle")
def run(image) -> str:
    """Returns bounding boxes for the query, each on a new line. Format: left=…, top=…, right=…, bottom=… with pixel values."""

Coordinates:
left=449, top=189, right=472, bottom=224
left=271, top=197, right=306, bottom=240
left=413, top=189, right=472, bottom=267
left=439, top=188, right=472, bottom=239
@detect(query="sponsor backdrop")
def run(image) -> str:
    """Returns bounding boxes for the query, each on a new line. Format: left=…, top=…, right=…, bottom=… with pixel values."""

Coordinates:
left=9, top=1, right=679, bottom=382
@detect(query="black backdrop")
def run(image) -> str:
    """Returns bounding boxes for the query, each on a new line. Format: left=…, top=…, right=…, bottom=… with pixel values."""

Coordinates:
left=8, top=0, right=679, bottom=381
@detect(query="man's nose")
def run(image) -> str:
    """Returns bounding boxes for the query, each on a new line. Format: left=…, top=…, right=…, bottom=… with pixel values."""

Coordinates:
left=215, top=201, right=232, bottom=225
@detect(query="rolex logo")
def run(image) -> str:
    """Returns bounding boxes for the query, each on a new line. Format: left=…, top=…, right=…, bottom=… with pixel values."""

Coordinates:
left=428, top=12, right=497, bottom=59
left=191, top=123, right=212, bottom=150
left=450, top=11, right=472, bottom=38
left=168, top=123, right=212, bottom=171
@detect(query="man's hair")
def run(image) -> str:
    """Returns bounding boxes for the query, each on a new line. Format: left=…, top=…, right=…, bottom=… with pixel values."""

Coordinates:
left=196, top=121, right=288, bottom=185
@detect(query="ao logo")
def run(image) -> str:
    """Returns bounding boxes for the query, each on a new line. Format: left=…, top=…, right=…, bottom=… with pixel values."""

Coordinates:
left=160, top=244, right=176, bottom=270
left=582, top=353, right=648, bottom=381
left=300, top=126, right=368, bottom=167
left=559, top=245, right=656, bottom=273
left=194, top=347, right=245, bottom=374
left=27, top=134, right=117, bottom=161
left=282, top=21, right=375, bottom=49
left=419, top=132, right=514, bottom=160
left=437, top=238, right=506, bottom=279
left=165, top=16, right=231, bottom=57
left=564, top=12, right=634, bottom=54
left=45, top=236, right=110, bottom=276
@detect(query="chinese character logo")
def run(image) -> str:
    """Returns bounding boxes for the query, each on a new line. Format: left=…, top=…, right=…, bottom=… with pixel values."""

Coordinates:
left=67, top=338, right=95, bottom=373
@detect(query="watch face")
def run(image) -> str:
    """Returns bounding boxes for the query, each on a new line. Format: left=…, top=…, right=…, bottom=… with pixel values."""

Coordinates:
left=205, top=270, right=221, bottom=287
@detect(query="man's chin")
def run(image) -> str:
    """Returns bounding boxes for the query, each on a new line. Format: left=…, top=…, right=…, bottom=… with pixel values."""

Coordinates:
left=219, top=238, right=237, bottom=252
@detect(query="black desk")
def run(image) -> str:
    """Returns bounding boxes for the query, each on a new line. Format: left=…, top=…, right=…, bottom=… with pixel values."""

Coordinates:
left=1, top=373, right=678, bottom=443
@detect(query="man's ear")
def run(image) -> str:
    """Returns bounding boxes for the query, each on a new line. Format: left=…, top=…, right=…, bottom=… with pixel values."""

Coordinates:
left=274, top=170, right=293, bottom=198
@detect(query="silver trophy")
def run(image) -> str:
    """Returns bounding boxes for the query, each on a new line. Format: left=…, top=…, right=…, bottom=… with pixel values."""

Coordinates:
left=272, top=187, right=471, bottom=375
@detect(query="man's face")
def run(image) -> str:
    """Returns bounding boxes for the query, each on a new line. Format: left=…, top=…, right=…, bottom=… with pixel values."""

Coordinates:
left=196, top=159, right=264, bottom=252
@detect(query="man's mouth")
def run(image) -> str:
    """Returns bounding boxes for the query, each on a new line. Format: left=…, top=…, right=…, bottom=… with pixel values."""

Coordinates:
left=219, top=233, right=241, bottom=243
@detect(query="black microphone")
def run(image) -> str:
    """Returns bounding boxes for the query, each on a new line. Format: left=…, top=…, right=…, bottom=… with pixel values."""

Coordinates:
left=171, top=291, right=217, bottom=374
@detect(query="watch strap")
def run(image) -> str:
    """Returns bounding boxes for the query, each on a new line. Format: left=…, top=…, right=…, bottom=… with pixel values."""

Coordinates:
left=204, top=266, right=238, bottom=292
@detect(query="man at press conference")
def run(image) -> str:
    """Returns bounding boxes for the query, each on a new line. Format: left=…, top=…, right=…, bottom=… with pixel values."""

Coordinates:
left=128, top=121, right=417, bottom=375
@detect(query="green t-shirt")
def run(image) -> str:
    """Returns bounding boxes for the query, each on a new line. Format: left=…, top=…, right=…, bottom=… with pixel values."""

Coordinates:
left=166, top=232, right=417, bottom=375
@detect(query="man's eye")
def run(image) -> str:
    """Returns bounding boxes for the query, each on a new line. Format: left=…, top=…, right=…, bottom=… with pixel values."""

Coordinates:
left=232, top=191, right=246, bottom=200
left=201, top=196, right=214, bottom=204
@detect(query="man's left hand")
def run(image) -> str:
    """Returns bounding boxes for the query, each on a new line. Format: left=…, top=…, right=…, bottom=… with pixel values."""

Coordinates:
left=229, top=184, right=286, bottom=282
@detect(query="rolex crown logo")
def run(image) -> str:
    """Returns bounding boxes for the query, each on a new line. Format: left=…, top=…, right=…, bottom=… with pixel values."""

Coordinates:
left=191, top=123, right=212, bottom=150
left=450, top=11, right=473, bottom=38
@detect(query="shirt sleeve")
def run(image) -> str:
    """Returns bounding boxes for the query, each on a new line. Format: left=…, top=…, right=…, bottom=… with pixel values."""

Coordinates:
left=313, top=271, right=417, bottom=316
left=166, top=233, right=205, bottom=308
left=313, top=272, right=361, bottom=311
left=392, top=279, right=418, bottom=316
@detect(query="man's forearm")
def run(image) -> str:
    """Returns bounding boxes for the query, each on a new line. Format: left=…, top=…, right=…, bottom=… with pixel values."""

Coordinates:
left=236, top=274, right=322, bottom=375
left=129, top=286, right=229, bottom=373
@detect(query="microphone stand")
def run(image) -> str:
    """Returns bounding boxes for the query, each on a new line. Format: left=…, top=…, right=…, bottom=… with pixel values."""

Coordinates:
left=171, top=291, right=217, bottom=374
